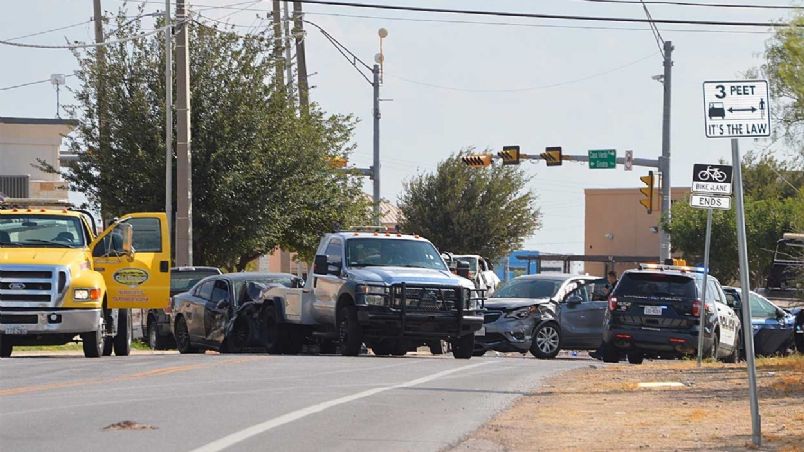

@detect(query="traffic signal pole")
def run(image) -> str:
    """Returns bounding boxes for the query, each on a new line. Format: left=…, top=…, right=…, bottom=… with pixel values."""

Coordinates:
left=372, top=64, right=381, bottom=226
left=659, top=40, right=674, bottom=263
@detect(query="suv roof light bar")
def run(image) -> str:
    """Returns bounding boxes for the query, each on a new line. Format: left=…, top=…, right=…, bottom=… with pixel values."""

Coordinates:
left=638, top=263, right=707, bottom=273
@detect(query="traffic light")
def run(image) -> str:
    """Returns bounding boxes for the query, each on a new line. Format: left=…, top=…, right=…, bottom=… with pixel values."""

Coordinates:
left=461, top=154, right=493, bottom=167
left=497, top=146, right=520, bottom=165
left=329, top=156, right=348, bottom=168
left=640, top=171, right=654, bottom=214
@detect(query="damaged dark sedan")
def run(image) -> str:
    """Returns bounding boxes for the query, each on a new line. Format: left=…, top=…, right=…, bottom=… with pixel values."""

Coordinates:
left=170, top=272, right=303, bottom=354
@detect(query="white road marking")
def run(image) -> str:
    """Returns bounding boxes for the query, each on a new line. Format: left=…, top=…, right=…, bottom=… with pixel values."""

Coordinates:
left=189, top=362, right=492, bottom=452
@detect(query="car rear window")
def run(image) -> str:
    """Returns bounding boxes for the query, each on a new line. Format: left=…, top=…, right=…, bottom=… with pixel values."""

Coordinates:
left=172, top=270, right=220, bottom=292
left=614, top=273, right=697, bottom=299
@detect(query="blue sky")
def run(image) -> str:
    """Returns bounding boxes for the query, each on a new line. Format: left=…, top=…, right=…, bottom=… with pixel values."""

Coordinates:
left=1, top=0, right=800, bottom=254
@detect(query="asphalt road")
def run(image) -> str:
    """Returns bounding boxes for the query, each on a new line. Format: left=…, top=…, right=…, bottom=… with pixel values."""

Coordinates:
left=0, top=352, right=586, bottom=452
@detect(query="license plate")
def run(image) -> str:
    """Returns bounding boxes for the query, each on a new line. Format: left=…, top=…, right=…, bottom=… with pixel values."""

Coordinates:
left=475, top=327, right=485, bottom=336
left=644, top=306, right=664, bottom=316
left=5, top=326, right=28, bottom=335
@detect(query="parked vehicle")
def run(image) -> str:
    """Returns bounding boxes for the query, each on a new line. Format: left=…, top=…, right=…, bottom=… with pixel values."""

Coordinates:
left=475, top=273, right=608, bottom=358
left=722, top=287, right=799, bottom=356
left=601, top=264, right=741, bottom=364
left=443, top=253, right=500, bottom=296
left=259, top=228, right=485, bottom=359
left=139, top=266, right=221, bottom=350
left=766, top=233, right=803, bottom=292
left=170, top=272, right=303, bottom=353
left=0, top=198, right=170, bottom=358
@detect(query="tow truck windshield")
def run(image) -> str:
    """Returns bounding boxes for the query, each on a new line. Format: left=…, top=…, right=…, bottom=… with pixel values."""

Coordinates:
left=346, top=238, right=448, bottom=271
left=0, top=215, right=86, bottom=248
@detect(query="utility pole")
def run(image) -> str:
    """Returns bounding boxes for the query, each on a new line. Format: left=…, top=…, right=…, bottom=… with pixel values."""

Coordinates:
left=283, top=1, right=293, bottom=96
left=659, top=40, right=673, bottom=263
left=372, top=64, right=381, bottom=225
left=164, top=0, right=173, bottom=245
left=292, top=2, right=309, bottom=114
left=272, top=0, right=285, bottom=89
left=92, top=0, right=107, bottom=215
left=175, top=0, right=193, bottom=266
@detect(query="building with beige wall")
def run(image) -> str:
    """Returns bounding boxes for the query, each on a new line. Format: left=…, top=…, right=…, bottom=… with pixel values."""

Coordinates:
left=584, top=187, right=690, bottom=276
left=0, top=117, right=77, bottom=200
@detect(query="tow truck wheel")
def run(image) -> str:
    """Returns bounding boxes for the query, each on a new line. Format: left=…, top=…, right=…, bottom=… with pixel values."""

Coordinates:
left=113, top=309, right=132, bottom=356
left=452, top=334, right=474, bottom=359
left=338, top=305, right=362, bottom=356
left=0, top=334, right=13, bottom=358
left=82, top=319, right=105, bottom=358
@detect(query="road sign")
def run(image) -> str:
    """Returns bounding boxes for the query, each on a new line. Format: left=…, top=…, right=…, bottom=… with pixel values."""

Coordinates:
left=703, top=80, right=770, bottom=138
left=692, top=163, right=733, bottom=195
left=588, top=149, right=616, bottom=169
left=690, top=193, right=732, bottom=210
left=542, top=146, right=562, bottom=166
left=624, top=150, right=633, bottom=171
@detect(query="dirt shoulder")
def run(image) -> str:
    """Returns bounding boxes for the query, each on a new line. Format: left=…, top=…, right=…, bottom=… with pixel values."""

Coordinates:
left=452, top=355, right=804, bottom=452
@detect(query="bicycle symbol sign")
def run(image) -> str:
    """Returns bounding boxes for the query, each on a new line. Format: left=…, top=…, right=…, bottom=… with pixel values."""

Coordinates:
left=691, top=163, right=733, bottom=195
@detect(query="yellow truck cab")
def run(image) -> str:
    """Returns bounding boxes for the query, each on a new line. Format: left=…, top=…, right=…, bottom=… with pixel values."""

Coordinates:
left=0, top=199, right=170, bottom=358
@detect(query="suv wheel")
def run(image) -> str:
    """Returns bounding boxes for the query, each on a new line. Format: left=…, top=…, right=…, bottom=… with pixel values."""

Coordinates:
left=709, top=332, right=719, bottom=360
left=627, top=351, right=644, bottom=365
left=530, top=322, right=561, bottom=359
left=601, top=342, right=620, bottom=363
left=338, top=306, right=362, bottom=356
left=724, top=332, right=740, bottom=363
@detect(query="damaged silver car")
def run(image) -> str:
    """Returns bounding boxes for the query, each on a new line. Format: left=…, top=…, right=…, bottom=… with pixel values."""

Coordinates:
left=474, top=273, right=608, bottom=358
left=170, top=272, right=303, bottom=354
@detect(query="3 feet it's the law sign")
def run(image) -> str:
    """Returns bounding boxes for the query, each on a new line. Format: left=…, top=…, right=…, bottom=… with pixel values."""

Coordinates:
left=703, top=80, right=770, bottom=138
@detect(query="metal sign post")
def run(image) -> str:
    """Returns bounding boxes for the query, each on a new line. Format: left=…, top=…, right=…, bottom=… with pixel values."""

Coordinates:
left=732, top=138, right=761, bottom=446
left=702, top=79, right=767, bottom=447
left=696, top=208, right=713, bottom=367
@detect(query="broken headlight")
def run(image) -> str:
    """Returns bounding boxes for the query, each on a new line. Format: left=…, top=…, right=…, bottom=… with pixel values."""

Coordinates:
left=506, top=305, right=539, bottom=319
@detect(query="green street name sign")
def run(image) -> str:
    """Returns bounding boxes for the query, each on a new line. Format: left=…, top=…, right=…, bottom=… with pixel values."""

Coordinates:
left=588, top=149, right=616, bottom=169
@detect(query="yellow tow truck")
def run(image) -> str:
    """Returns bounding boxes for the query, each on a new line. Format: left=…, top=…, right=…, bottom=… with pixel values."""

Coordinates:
left=0, top=198, right=170, bottom=358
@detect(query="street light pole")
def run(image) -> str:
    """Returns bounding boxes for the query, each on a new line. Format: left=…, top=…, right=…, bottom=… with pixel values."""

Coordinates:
left=372, top=63, right=381, bottom=226
left=659, top=40, right=673, bottom=262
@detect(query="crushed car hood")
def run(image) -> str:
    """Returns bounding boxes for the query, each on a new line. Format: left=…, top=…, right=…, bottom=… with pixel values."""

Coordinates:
left=347, top=267, right=473, bottom=289
left=485, top=297, right=553, bottom=309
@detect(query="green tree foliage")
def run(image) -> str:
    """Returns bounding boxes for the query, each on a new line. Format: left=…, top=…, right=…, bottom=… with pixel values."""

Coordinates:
left=48, top=7, right=367, bottom=269
left=763, top=14, right=804, bottom=152
left=398, top=151, right=541, bottom=262
left=667, top=155, right=803, bottom=286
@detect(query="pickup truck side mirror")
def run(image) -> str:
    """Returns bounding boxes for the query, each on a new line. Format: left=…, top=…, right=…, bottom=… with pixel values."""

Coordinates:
left=313, top=255, right=328, bottom=275
left=456, top=261, right=470, bottom=279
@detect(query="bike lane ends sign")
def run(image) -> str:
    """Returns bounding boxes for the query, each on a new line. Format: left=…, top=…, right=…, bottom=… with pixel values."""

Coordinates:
left=692, top=163, right=733, bottom=195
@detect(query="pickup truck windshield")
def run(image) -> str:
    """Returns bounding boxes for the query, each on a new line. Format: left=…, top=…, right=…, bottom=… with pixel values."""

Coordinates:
left=346, top=238, right=448, bottom=271
left=0, top=215, right=86, bottom=248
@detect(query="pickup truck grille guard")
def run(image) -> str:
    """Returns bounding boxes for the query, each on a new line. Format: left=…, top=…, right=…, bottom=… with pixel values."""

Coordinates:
left=0, top=265, right=70, bottom=305
left=389, top=283, right=485, bottom=337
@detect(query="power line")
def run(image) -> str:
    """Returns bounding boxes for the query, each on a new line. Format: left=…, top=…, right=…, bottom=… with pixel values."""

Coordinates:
left=573, top=0, right=804, bottom=10
left=291, top=0, right=793, bottom=28
left=388, top=52, right=657, bottom=93
left=302, top=11, right=774, bottom=34
left=0, top=74, right=75, bottom=92
left=3, top=19, right=94, bottom=42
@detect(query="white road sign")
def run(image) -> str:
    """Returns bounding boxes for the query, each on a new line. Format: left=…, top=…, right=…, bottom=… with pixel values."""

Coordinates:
left=624, top=150, right=633, bottom=171
left=703, top=80, right=770, bottom=138
left=690, top=194, right=732, bottom=210
left=692, top=181, right=732, bottom=195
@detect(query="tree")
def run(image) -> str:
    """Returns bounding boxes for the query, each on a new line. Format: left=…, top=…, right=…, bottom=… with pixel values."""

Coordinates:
left=46, top=7, right=368, bottom=269
left=398, top=150, right=541, bottom=263
left=763, top=14, right=804, bottom=154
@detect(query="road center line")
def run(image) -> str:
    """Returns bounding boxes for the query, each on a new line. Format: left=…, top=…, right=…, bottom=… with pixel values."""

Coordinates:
left=189, top=361, right=492, bottom=452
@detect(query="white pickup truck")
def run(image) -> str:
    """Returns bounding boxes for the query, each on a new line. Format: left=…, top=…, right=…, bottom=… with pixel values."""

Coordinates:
left=258, top=228, right=485, bottom=358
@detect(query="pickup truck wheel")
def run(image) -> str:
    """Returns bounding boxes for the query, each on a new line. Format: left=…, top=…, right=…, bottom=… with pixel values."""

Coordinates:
left=263, top=308, right=282, bottom=354
left=372, top=342, right=391, bottom=356
left=530, top=322, right=561, bottom=359
left=338, top=306, right=363, bottom=357
left=175, top=317, right=200, bottom=354
left=428, top=340, right=444, bottom=355
left=82, top=319, right=104, bottom=358
left=147, top=319, right=171, bottom=350
left=113, top=309, right=132, bottom=356
left=452, top=334, right=474, bottom=359
left=319, top=340, right=337, bottom=355
left=0, top=334, right=13, bottom=358
left=282, top=326, right=303, bottom=355
left=390, top=341, right=407, bottom=356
